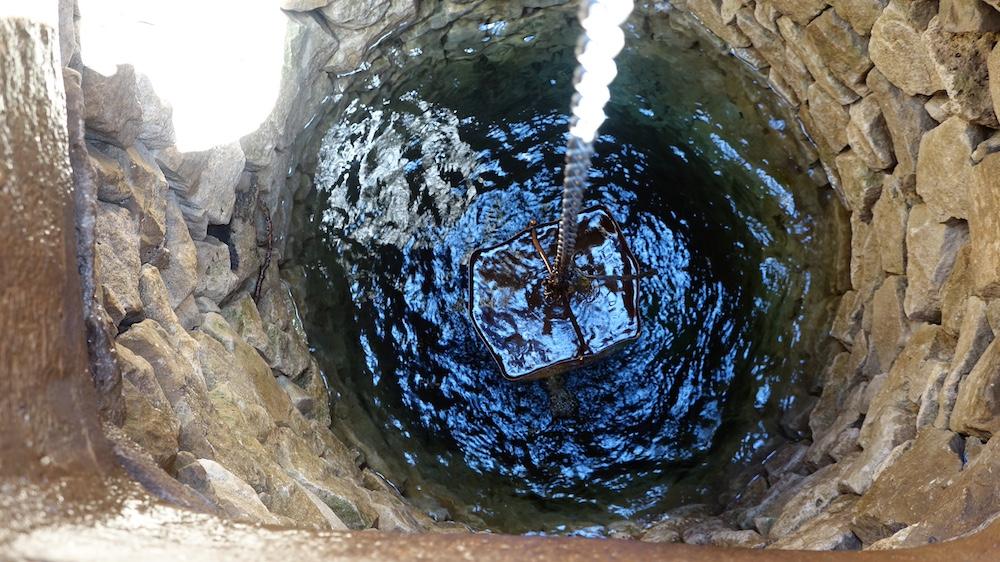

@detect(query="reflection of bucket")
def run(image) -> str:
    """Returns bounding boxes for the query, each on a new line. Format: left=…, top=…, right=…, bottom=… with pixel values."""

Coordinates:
left=469, top=206, right=641, bottom=381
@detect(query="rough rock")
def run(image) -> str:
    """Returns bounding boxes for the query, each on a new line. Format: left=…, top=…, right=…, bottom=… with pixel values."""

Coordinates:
left=841, top=325, right=954, bottom=494
left=735, top=473, right=808, bottom=532
left=258, top=279, right=312, bottom=378
left=871, top=174, right=909, bottom=275
left=296, top=482, right=351, bottom=530
left=768, top=0, right=828, bottom=25
left=830, top=291, right=864, bottom=347
left=769, top=462, right=850, bottom=539
left=991, top=44, right=1000, bottom=128
left=685, top=0, right=752, bottom=48
left=941, top=245, right=973, bottom=334
left=940, top=0, right=1000, bottom=32
left=117, top=344, right=180, bottom=468
left=866, top=524, right=927, bottom=549
left=175, top=294, right=202, bottom=331
left=159, top=192, right=199, bottom=308
left=871, top=275, right=909, bottom=370
left=933, top=297, right=994, bottom=428
left=804, top=82, right=850, bottom=154
left=90, top=146, right=132, bottom=204
left=720, top=0, right=746, bottom=24
left=850, top=428, right=964, bottom=544
left=969, top=153, right=1000, bottom=296
left=197, top=312, right=292, bottom=427
left=865, top=435, right=1000, bottom=545
left=972, top=130, right=1000, bottom=163
left=176, top=457, right=281, bottom=525
left=804, top=9, right=873, bottom=94
left=866, top=69, right=936, bottom=178
left=194, top=236, right=239, bottom=304
left=768, top=495, right=861, bottom=550
left=222, top=295, right=270, bottom=356
left=267, top=426, right=375, bottom=529
left=903, top=204, right=969, bottom=322
left=767, top=68, right=800, bottom=105
left=924, top=17, right=999, bottom=127
left=809, top=352, right=855, bottom=437
left=94, top=201, right=142, bottom=326
left=763, top=443, right=809, bottom=481
left=835, top=150, right=884, bottom=220
left=81, top=65, right=143, bottom=147
left=852, top=216, right=886, bottom=304
left=256, top=469, right=344, bottom=529
left=99, top=144, right=168, bottom=263
left=371, top=500, right=425, bottom=532
left=950, top=335, right=1000, bottom=436
left=868, top=0, right=944, bottom=96
left=779, top=16, right=860, bottom=105
left=178, top=142, right=246, bottom=225
left=321, top=0, right=391, bottom=30
left=137, top=265, right=196, bottom=351
left=116, top=319, right=214, bottom=457
left=754, top=0, right=780, bottom=33
left=829, top=0, right=888, bottom=35
left=193, top=337, right=278, bottom=443
left=925, top=92, right=954, bottom=122
left=134, top=73, right=175, bottom=149
left=280, top=0, right=330, bottom=11
left=811, top=393, right=866, bottom=472
left=277, top=375, right=316, bottom=418
left=641, top=505, right=713, bottom=543
left=846, top=96, right=895, bottom=169
left=916, top=116, right=989, bottom=222
left=294, top=359, right=332, bottom=426
left=681, top=518, right=765, bottom=548
left=737, top=8, right=813, bottom=102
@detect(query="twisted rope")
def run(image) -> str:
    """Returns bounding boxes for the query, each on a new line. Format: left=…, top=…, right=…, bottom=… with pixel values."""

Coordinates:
left=548, top=0, right=632, bottom=287
left=553, top=136, right=594, bottom=281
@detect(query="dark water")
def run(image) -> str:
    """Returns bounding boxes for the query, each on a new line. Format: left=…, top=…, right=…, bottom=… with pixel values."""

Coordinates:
left=296, top=6, right=837, bottom=533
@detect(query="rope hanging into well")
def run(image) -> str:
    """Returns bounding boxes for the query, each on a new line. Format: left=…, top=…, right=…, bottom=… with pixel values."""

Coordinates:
left=551, top=0, right=634, bottom=284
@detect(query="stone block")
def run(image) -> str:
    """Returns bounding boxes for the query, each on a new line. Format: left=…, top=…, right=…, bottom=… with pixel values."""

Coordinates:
left=904, top=204, right=968, bottom=321
left=846, top=96, right=895, bottom=170
left=916, top=116, right=989, bottom=222
left=829, top=0, right=889, bottom=35
left=95, top=201, right=142, bottom=326
left=836, top=150, right=885, bottom=220
left=194, top=236, right=239, bottom=304
left=805, top=8, right=873, bottom=93
left=850, top=427, right=964, bottom=545
left=769, top=0, right=828, bottom=25
left=951, top=335, right=1000, bottom=436
left=779, top=16, right=860, bottom=104
left=924, top=17, right=999, bottom=127
left=871, top=174, right=909, bottom=274
left=117, top=344, right=180, bottom=469
left=940, top=0, right=1000, bottom=32
left=871, top=275, right=910, bottom=370
left=178, top=142, right=246, bottom=225
left=933, top=296, right=994, bottom=428
left=867, top=69, right=937, bottom=179
left=969, top=153, right=1000, bottom=296
left=805, top=82, right=850, bottom=154
left=869, top=0, right=944, bottom=96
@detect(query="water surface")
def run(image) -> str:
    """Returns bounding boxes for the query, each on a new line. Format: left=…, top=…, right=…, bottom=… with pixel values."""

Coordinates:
left=296, top=5, right=838, bottom=533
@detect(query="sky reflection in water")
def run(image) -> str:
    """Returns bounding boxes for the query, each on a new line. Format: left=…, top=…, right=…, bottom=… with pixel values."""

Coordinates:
left=303, top=16, right=824, bottom=528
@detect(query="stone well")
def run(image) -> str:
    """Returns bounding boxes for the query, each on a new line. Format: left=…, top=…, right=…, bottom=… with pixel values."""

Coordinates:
left=6, top=0, right=1000, bottom=559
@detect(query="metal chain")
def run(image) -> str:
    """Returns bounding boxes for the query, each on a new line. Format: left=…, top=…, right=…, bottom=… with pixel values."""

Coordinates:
left=553, top=135, right=594, bottom=281
left=549, top=0, right=632, bottom=286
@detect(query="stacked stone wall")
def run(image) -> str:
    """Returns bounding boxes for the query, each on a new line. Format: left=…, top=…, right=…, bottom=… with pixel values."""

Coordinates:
left=637, top=0, right=1000, bottom=550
